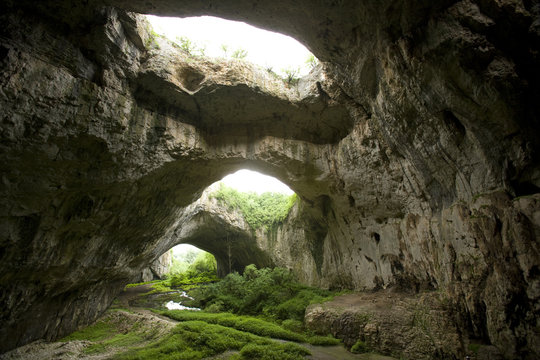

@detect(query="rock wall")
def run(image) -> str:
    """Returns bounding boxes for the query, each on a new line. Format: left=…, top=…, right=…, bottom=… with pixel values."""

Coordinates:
left=137, top=250, right=171, bottom=282
left=0, top=0, right=539, bottom=358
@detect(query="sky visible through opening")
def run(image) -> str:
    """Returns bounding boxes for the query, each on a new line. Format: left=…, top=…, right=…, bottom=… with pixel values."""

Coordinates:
left=221, top=169, right=294, bottom=195
left=146, top=15, right=316, bottom=77
left=172, top=170, right=293, bottom=255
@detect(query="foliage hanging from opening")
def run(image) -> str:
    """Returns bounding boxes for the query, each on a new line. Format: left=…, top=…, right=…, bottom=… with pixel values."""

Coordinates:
left=210, top=183, right=297, bottom=231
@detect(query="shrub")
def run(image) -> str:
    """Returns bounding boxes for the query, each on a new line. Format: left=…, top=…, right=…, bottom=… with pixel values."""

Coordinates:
left=351, top=340, right=370, bottom=354
left=305, top=54, right=318, bottom=70
left=282, top=67, right=300, bottom=86
left=191, top=265, right=336, bottom=322
left=232, top=48, right=248, bottom=59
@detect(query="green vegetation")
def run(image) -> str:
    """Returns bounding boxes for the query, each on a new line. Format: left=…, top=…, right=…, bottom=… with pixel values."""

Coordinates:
left=123, top=250, right=218, bottom=297
left=282, top=67, right=300, bottom=86
left=115, top=320, right=309, bottom=360
left=167, top=251, right=219, bottom=287
left=232, top=48, right=249, bottom=59
left=160, top=311, right=305, bottom=342
left=305, top=54, right=318, bottom=70
left=64, top=264, right=343, bottom=359
left=468, top=342, right=481, bottom=354
left=62, top=311, right=162, bottom=355
left=191, top=264, right=337, bottom=323
left=351, top=340, right=370, bottom=354
left=144, top=29, right=162, bottom=50
left=211, top=183, right=297, bottom=231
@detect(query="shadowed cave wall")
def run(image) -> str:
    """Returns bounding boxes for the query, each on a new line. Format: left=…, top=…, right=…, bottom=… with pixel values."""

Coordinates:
left=0, top=0, right=539, bottom=358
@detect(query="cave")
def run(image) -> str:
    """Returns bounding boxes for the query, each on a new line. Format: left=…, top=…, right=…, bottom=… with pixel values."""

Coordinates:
left=1, top=0, right=539, bottom=358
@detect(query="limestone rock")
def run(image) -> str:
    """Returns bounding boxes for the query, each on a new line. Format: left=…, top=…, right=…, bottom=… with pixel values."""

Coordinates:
left=305, top=291, right=463, bottom=359
left=137, top=250, right=171, bottom=282
left=0, top=0, right=539, bottom=358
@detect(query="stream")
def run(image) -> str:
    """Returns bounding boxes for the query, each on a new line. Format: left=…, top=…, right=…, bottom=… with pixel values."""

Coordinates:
left=124, top=285, right=397, bottom=360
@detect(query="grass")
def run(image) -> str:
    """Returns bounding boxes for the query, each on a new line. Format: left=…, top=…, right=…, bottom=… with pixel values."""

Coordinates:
left=61, top=310, right=162, bottom=355
left=351, top=340, right=370, bottom=354
left=66, top=266, right=341, bottom=358
left=159, top=310, right=339, bottom=346
left=161, top=311, right=304, bottom=341
left=114, top=320, right=310, bottom=360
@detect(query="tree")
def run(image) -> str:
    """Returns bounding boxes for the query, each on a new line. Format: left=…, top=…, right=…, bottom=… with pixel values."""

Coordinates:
left=282, top=67, right=300, bottom=86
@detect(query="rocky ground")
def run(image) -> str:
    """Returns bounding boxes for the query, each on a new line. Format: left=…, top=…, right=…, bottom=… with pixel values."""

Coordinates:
left=0, top=285, right=398, bottom=360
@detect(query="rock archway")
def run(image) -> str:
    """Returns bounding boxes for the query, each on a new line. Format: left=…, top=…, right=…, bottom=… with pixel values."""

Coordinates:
left=158, top=184, right=276, bottom=278
left=1, top=0, right=539, bottom=357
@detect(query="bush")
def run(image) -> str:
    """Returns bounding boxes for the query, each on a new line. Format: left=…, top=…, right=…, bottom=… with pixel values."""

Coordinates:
left=191, top=265, right=335, bottom=322
left=281, top=319, right=304, bottom=333
left=351, top=340, right=370, bottom=354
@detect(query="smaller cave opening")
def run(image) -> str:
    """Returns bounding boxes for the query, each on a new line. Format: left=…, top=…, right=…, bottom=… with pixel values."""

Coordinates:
left=167, top=244, right=218, bottom=283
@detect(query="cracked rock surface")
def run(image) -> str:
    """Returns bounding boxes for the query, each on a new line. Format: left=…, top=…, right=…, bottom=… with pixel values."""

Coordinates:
left=0, top=0, right=539, bottom=358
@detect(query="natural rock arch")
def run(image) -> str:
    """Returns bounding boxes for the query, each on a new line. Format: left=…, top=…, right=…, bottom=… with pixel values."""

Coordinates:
left=157, top=184, right=277, bottom=278
left=1, top=0, right=539, bottom=358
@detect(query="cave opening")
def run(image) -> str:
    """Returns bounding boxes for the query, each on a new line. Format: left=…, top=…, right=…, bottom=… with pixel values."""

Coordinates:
left=145, top=15, right=319, bottom=78
left=153, top=169, right=296, bottom=279
left=167, top=244, right=218, bottom=281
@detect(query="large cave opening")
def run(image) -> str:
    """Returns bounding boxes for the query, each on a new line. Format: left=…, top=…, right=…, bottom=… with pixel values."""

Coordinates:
left=149, top=169, right=298, bottom=279
left=145, top=15, right=319, bottom=79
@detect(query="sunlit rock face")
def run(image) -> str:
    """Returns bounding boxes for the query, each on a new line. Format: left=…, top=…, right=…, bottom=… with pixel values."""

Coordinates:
left=159, top=186, right=275, bottom=277
left=137, top=250, right=171, bottom=282
left=1, top=0, right=539, bottom=357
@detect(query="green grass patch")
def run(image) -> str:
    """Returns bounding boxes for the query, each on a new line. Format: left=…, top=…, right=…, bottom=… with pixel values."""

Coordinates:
left=236, top=342, right=310, bottom=360
left=61, top=311, right=162, bottom=355
left=114, top=320, right=309, bottom=360
left=160, top=311, right=305, bottom=342
left=62, top=320, right=116, bottom=342
left=468, top=342, right=481, bottom=354
left=124, top=280, right=157, bottom=289
left=159, top=310, right=339, bottom=346
left=351, top=340, right=370, bottom=354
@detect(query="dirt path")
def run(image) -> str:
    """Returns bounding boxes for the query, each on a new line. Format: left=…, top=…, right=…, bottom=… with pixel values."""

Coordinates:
left=0, top=285, right=176, bottom=360
left=1, top=286, right=398, bottom=360
left=116, top=283, right=153, bottom=307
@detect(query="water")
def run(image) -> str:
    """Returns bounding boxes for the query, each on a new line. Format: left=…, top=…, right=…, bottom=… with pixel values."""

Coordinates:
left=165, top=300, right=201, bottom=310
left=165, top=290, right=200, bottom=310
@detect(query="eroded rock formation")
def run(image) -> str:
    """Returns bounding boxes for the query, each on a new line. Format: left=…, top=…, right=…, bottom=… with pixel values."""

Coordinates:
left=160, top=185, right=275, bottom=277
left=0, top=0, right=539, bottom=358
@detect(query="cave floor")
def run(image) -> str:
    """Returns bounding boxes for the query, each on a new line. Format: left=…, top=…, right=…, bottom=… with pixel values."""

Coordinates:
left=0, top=285, right=398, bottom=360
